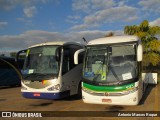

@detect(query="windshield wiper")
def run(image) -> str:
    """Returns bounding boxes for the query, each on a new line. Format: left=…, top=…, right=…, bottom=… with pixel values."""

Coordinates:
left=105, top=45, right=120, bottom=81
left=23, top=73, right=35, bottom=79
left=23, top=73, right=57, bottom=80
left=23, top=73, right=47, bottom=79
left=109, top=65, right=120, bottom=81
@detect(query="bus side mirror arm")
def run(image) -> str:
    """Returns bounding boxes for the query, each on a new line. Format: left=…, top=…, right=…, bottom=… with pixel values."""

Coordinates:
left=74, top=49, right=85, bottom=64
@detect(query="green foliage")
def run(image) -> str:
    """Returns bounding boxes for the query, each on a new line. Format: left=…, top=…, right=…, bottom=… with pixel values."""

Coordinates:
left=143, top=52, right=160, bottom=66
left=149, top=40, right=160, bottom=51
left=124, top=20, right=160, bottom=66
left=105, top=32, right=114, bottom=37
left=10, top=52, right=16, bottom=58
left=139, top=20, right=149, bottom=32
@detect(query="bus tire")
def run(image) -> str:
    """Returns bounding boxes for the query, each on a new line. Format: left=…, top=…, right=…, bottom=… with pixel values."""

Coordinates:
left=75, top=83, right=82, bottom=99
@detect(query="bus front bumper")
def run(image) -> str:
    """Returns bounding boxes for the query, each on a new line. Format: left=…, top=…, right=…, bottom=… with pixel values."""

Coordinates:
left=82, top=90, right=139, bottom=105
left=22, top=90, right=70, bottom=99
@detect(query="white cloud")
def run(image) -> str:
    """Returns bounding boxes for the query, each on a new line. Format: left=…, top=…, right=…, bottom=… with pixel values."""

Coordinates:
left=72, top=0, right=91, bottom=13
left=70, top=24, right=99, bottom=30
left=0, top=30, right=123, bottom=52
left=118, top=0, right=126, bottom=7
left=91, top=0, right=115, bottom=10
left=0, top=22, right=8, bottom=28
left=71, top=6, right=138, bottom=30
left=65, top=15, right=81, bottom=24
left=71, top=0, right=138, bottom=30
left=72, top=0, right=115, bottom=13
left=0, top=30, right=62, bottom=52
left=23, top=6, right=37, bottom=18
left=65, top=19, right=78, bottom=24
left=139, top=0, right=160, bottom=13
left=70, top=24, right=89, bottom=30
left=0, top=0, right=50, bottom=11
left=149, top=18, right=160, bottom=26
left=85, top=6, right=137, bottom=24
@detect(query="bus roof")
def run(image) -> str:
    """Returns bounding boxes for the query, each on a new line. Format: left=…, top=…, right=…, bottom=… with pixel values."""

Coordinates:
left=88, top=36, right=140, bottom=45
left=29, top=41, right=84, bottom=48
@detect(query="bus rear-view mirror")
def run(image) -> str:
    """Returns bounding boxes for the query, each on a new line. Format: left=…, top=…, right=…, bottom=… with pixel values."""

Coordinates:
left=137, top=44, right=143, bottom=61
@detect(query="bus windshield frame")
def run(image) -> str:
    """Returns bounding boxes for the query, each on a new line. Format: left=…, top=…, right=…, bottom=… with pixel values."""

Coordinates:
left=22, top=45, right=60, bottom=80
left=83, top=42, right=138, bottom=86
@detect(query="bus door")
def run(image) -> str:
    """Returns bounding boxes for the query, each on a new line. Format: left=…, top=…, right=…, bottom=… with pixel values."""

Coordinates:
left=61, top=48, right=78, bottom=95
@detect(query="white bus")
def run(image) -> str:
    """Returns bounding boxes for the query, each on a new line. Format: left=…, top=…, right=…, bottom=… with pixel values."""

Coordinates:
left=17, top=41, right=84, bottom=99
left=75, top=36, right=157, bottom=105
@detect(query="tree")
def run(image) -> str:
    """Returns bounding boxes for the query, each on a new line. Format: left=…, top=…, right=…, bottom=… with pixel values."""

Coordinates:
left=124, top=20, right=160, bottom=66
left=105, top=32, right=114, bottom=37
left=10, top=52, right=16, bottom=58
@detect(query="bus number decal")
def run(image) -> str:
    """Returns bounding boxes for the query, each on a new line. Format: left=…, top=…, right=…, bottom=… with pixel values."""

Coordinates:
left=126, top=84, right=134, bottom=89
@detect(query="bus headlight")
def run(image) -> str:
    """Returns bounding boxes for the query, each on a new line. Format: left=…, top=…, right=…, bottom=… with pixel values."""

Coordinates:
left=47, top=84, right=60, bottom=91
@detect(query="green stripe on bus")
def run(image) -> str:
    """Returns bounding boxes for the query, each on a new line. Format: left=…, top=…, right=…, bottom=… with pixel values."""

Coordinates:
left=83, top=82, right=135, bottom=92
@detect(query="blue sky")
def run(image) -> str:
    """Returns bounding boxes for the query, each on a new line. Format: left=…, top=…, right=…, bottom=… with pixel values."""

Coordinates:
left=0, top=0, right=160, bottom=53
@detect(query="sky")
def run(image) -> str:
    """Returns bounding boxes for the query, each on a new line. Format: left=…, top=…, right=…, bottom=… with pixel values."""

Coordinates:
left=0, top=0, right=160, bottom=54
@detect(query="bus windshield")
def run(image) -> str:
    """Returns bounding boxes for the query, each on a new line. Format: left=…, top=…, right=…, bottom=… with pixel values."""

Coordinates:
left=22, top=45, right=60, bottom=80
left=83, top=43, right=138, bottom=86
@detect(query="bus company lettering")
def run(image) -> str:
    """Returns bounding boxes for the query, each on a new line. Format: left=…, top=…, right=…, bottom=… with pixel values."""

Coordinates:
left=28, top=113, right=42, bottom=117
left=11, top=112, right=42, bottom=117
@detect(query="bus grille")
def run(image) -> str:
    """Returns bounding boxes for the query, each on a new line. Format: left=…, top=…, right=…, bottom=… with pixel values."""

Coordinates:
left=82, top=87, right=138, bottom=96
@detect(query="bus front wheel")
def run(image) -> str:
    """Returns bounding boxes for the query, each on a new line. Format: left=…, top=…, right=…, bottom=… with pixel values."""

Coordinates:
left=75, top=83, right=82, bottom=99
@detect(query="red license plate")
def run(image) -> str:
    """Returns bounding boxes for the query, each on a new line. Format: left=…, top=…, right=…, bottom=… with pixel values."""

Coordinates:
left=33, top=93, right=41, bottom=96
left=102, top=99, right=112, bottom=103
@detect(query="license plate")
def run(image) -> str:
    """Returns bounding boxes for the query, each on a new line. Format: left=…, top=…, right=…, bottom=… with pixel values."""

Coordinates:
left=33, top=93, right=41, bottom=96
left=102, top=99, right=112, bottom=103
